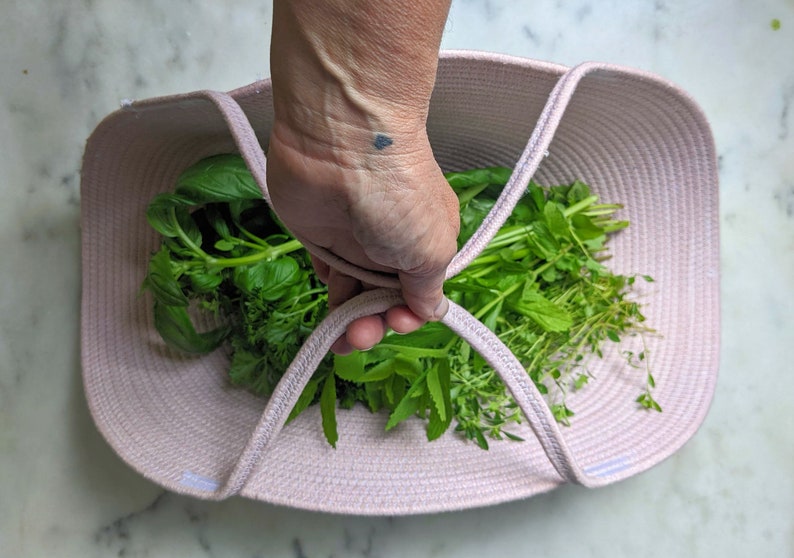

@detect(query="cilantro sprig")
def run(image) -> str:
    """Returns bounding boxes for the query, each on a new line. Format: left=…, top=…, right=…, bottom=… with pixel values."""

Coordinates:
left=143, top=154, right=661, bottom=449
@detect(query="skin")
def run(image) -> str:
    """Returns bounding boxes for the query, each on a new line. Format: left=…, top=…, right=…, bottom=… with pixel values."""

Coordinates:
left=267, top=0, right=459, bottom=353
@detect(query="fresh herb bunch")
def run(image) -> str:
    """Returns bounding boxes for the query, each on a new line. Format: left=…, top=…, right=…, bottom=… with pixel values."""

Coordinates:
left=143, top=154, right=660, bottom=449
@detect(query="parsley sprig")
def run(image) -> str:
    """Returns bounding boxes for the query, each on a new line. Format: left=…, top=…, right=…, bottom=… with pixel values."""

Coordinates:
left=143, top=155, right=661, bottom=449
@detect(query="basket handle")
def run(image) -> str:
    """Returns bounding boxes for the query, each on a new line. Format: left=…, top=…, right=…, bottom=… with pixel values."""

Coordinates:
left=199, top=64, right=609, bottom=498
left=216, top=288, right=594, bottom=498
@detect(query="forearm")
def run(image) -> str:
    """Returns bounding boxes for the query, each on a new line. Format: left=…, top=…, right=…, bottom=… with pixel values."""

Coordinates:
left=270, top=0, right=452, bottom=155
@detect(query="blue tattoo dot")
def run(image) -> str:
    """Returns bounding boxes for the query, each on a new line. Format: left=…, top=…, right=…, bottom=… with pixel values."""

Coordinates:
left=373, top=134, right=393, bottom=150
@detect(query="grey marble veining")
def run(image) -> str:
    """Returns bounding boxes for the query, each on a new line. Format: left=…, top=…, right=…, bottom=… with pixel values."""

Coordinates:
left=2, top=1, right=792, bottom=557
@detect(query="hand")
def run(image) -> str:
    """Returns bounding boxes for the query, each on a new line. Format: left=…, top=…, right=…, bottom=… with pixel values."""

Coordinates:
left=265, top=121, right=460, bottom=354
left=268, top=0, right=454, bottom=353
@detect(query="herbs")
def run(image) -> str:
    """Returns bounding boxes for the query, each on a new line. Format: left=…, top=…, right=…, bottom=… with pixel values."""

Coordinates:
left=143, top=154, right=660, bottom=449
left=142, top=154, right=333, bottom=388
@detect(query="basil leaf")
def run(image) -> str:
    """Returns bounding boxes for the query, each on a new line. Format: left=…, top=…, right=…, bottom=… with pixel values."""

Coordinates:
left=153, top=301, right=229, bottom=354
left=143, top=247, right=188, bottom=306
left=204, top=204, right=233, bottom=240
left=145, top=193, right=195, bottom=238
left=175, top=154, right=264, bottom=203
left=233, top=257, right=300, bottom=297
left=188, top=271, right=223, bottom=294
left=174, top=205, right=202, bottom=247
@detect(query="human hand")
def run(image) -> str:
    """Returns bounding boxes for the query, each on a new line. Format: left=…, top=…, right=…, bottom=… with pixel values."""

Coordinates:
left=267, top=0, right=454, bottom=353
left=265, top=121, right=460, bottom=354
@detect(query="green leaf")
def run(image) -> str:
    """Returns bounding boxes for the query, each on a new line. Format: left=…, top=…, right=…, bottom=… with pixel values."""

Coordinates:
left=503, top=431, right=525, bottom=442
left=175, top=154, right=264, bottom=203
left=359, top=359, right=398, bottom=383
left=364, top=379, right=385, bottom=412
left=228, top=346, right=264, bottom=389
left=526, top=222, right=559, bottom=259
left=386, top=390, right=420, bottom=431
left=527, top=182, right=546, bottom=212
left=426, top=365, right=446, bottom=422
left=607, top=329, right=621, bottom=343
left=214, top=239, right=236, bottom=252
left=458, top=197, right=496, bottom=246
left=444, top=166, right=511, bottom=191
left=377, top=323, right=454, bottom=351
left=320, top=372, right=338, bottom=448
left=233, top=257, right=300, bottom=297
left=333, top=352, right=365, bottom=382
left=636, top=393, right=663, bottom=412
left=204, top=204, right=233, bottom=240
left=145, top=193, right=196, bottom=238
left=152, top=301, right=229, bottom=354
left=381, top=371, right=408, bottom=409
left=540, top=266, right=559, bottom=283
left=188, top=271, right=223, bottom=294
left=474, top=429, right=490, bottom=450
left=483, top=300, right=502, bottom=332
left=566, top=180, right=591, bottom=204
left=144, top=247, right=189, bottom=306
left=512, top=288, right=573, bottom=332
left=385, top=370, right=428, bottom=431
left=543, top=201, right=569, bottom=238
left=570, top=214, right=606, bottom=240
left=391, top=357, right=422, bottom=381
left=425, top=361, right=452, bottom=441
left=228, top=198, right=267, bottom=225
left=551, top=403, right=574, bottom=425
left=175, top=206, right=202, bottom=247
left=287, top=378, right=319, bottom=423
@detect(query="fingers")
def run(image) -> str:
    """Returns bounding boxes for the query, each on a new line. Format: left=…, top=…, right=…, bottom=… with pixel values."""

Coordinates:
left=385, top=305, right=425, bottom=334
left=310, top=254, right=330, bottom=284
left=325, top=267, right=388, bottom=354
left=325, top=267, right=361, bottom=310
left=345, top=315, right=387, bottom=351
left=321, top=252, right=449, bottom=354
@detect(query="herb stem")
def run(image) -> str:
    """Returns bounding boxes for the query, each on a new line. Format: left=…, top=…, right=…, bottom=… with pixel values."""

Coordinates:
left=170, top=207, right=209, bottom=260
left=562, top=195, right=599, bottom=217
left=206, top=239, right=304, bottom=268
left=457, top=183, right=491, bottom=206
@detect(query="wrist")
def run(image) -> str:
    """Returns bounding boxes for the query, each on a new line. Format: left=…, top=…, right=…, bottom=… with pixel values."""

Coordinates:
left=270, top=93, right=430, bottom=171
left=269, top=0, right=448, bottom=163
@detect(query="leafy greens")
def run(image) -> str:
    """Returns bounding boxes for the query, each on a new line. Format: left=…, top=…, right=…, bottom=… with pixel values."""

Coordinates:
left=143, top=154, right=660, bottom=449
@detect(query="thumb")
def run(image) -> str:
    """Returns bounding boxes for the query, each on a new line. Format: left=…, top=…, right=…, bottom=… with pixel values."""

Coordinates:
left=397, top=267, right=449, bottom=321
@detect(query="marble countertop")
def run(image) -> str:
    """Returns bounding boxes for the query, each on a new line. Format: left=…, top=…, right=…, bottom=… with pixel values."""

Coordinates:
left=2, top=1, right=792, bottom=556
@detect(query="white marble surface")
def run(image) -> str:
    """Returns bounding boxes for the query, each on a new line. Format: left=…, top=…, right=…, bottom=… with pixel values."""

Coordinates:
left=1, top=0, right=792, bottom=556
